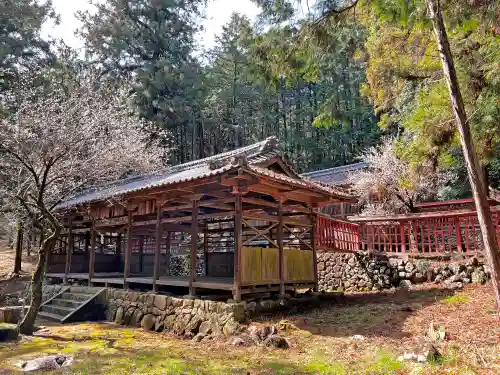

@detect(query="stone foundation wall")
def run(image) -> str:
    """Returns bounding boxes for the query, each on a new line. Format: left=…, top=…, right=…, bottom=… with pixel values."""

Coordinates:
left=0, top=306, right=25, bottom=323
left=317, top=252, right=490, bottom=292
left=104, top=290, right=245, bottom=337
left=103, top=289, right=344, bottom=339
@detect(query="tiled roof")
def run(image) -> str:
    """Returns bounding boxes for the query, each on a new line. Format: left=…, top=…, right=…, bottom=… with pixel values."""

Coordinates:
left=302, top=162, right=367, bottom=185
left=57, top=137, right=343, bottom=209
left=248, top=166, right=353, bottom=199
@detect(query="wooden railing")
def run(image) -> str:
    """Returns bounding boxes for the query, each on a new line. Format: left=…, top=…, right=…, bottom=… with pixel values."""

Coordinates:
left=316, top=215, right=361, bottom=252
left=350, top=207, right=500, bottom=255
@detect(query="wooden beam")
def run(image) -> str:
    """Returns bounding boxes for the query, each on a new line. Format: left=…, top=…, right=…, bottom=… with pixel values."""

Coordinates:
left=95, top=216, right=128, bottom=228
left=243, top=212, right=312, bottom=227
left=189, top=200, right=199, bottom=296
left=247, top=184, right=313, bottom=204
left=64, top=217, right=73, bottom=284
left=162, top=211, right=236, bottom=224
left=124, top=211, right=133, bottom=289
left=242, top=197, right=277, bottom=209
left=153, top=209, right=161, bottom=292
left=88, top=222, right=96, bottom=286
left=165, top=231, right=171, bottom=276
left=311, top=212, right=318, bottom=292
left=277, top=201, right=285, bottom=297
left=233, top=194, right=243, bottom=301
left=161, top=203, right=193, bottom=213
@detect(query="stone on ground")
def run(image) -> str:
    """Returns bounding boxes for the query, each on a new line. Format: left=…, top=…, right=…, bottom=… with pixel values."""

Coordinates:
left=140, top=314, right=156, bottom=331
left=21, top=355, right=73, bottom=371
left=263, top=335, right=290, bottom=349
left=0, top=323, right=19, bottom=342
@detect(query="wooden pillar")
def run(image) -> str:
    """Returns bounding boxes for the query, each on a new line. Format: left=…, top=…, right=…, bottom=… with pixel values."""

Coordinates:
left=233, top=194, right=243, bottom=301
left=116, top=233, right=122, bottom=265
left=204, top=224, right=209, bottom=276
left=189, top=200, right=200, bottom=296
left=84, top=231, right=91, bottom=254
left=124, top=211, right=133, bottom=289
left=138, top=235, right=144, bottom=274
left=64, top=218, right=73, bottom=284
left=153, top=208, right=161, bottom=292
left=311, top=211, right=318, bottom=292
left=277, top=201, right=285, bottom=298
left=165, top=231, right=171, bottom=276
left=88, top=223, right=97, bottom=286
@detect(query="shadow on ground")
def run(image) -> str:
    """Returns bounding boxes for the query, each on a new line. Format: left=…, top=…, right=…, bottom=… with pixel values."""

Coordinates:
left=255, top=287, right=454, bottom=340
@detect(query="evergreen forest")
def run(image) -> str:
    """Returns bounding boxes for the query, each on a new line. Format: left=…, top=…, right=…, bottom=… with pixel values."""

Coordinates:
left=2, top=0, right=499, bottom=199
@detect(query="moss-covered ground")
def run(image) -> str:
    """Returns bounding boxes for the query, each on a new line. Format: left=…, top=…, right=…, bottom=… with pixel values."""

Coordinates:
left=0, top=284, right=498, bottom=374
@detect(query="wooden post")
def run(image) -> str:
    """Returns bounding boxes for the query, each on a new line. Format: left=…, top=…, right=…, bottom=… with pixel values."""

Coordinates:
left=116, top=233, right=122, bottom=265
left=311, top=211, right=318, bottom=292
left=189, top=199, right=199, bottom=296
left=233, top=194, right=243, bottom=301
left=204, top=224, right=209, bottom=276
left=124, top=211, right=133, bottom=289
left=165, top=231, right=171, bottom=276
left=153, top=208, right=162, bottom=292
left=277, top=201, right=285, bottom=298
left=88, top=223, right=96, bottom=286
left=84, top=231, right=91, bottom=255
left=64, top=217, right=73, bottom=284
left=138, top=235, right=144, bottom=274
left=400, top=221, right=406, bottom=253
left=455, top=217, right=463, bottom=252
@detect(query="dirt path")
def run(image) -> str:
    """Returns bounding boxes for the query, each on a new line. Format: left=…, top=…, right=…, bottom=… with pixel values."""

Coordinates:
left=0, top=240, right=36, bottom=298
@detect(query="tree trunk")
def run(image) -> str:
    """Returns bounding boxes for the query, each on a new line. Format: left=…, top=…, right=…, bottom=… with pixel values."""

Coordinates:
left=13, top=221, right=23, bottom=274
left=18, top=227, right=60, bottom=334
left=427, top=0, right=500, bottom=312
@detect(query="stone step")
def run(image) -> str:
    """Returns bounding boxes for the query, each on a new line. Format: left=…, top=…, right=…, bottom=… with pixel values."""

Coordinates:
left=60, top=292, right=95, bottom=302
left=40, top=304, right=74, bottom=318
left=37, top=310, right=64, bottom=322
left=68, top=286, right=103, bottom=294
left=50, top=298, right=83, bottom=309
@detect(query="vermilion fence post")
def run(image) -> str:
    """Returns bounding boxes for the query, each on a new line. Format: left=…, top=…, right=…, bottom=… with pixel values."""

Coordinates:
left=400, top=221, right=406, bottom=253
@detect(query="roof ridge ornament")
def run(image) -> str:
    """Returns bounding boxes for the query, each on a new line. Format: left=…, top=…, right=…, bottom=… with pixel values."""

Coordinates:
left=230, top=155, right=249, bottom=168
left=261, top=136, right=279, bottom=153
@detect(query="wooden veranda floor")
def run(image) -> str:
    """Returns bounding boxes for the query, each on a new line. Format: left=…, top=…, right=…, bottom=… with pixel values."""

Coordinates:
left=45, top=273, right=234, bottom=291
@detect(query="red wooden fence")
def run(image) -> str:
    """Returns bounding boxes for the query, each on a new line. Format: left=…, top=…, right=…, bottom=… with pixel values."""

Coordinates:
left=316, top=215, right=360, bottom=252
left=350, top=207, right=500, bottom=255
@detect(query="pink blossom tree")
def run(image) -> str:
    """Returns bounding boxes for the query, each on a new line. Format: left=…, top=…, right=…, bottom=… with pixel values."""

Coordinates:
left=349, top=138, right=450, bottom=215
left=0, top=77, right=167, bottom=333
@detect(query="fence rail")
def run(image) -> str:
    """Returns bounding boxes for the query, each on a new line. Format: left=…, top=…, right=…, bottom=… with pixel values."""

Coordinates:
left=349, top=207, right=500, bottom=255
left=316, top=215, right=360, bottom=252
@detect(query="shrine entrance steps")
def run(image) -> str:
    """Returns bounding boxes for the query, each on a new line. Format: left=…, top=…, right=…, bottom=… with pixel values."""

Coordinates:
left=38, top=286, right=106, bottom=323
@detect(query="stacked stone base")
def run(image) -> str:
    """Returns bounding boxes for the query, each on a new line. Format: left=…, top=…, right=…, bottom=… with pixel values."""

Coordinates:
left=318, top=252, right=491, bottom=292
left=105, top=290, right=245, bottom=338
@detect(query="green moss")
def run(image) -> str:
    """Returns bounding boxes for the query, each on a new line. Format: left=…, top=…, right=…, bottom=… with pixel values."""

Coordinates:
left=364, top=352, right=403, bottom=374
left=442, top=295, right=470, bottom=305
left=303, top=360, right=347, bottom=375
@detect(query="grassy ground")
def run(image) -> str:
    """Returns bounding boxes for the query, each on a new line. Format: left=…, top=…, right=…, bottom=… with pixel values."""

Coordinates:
left=0, top=284, right=498, bottom=374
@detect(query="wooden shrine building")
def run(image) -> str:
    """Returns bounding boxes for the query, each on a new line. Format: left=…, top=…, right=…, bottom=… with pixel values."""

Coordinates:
left=46, top=138, right=352, bottom=300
